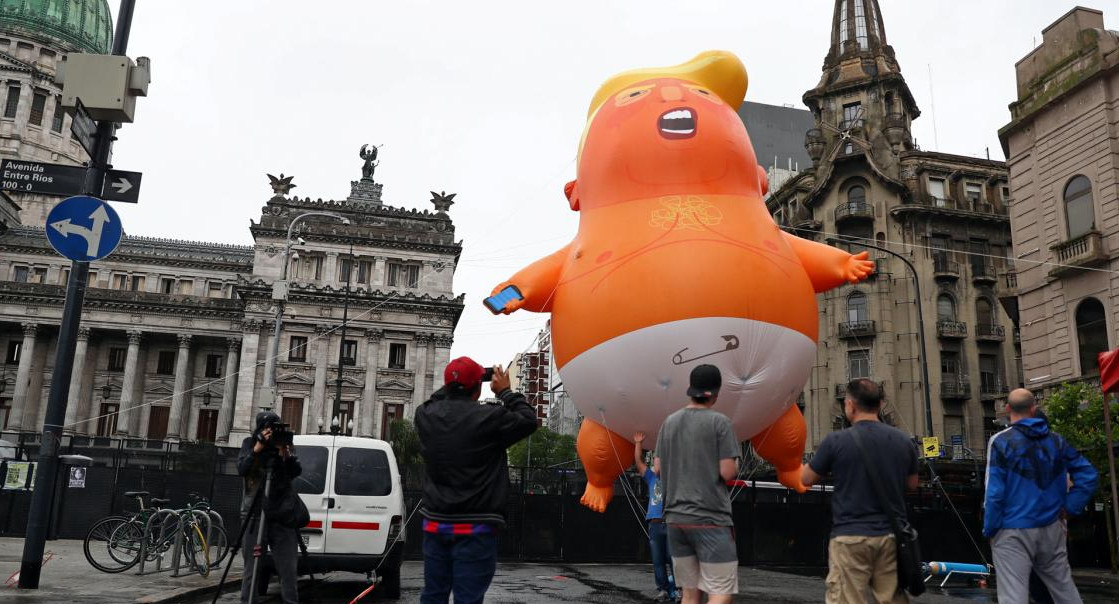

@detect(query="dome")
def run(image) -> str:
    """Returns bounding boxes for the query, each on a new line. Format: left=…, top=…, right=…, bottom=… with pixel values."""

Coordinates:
left=0, top=0, right=112, bottom=55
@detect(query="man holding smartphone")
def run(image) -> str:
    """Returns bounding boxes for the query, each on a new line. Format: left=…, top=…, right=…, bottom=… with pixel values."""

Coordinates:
left=415, top=357, right=538, bottom=604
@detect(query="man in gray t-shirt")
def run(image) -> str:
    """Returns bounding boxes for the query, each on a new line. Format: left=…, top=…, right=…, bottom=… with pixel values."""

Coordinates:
left=654, top=364, right=740, bottom=604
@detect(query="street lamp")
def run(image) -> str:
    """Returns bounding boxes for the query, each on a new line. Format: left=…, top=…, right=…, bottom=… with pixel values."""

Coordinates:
left=825, top=236, right=934, bottom=437
left=264, top=211, right=351, bottom=393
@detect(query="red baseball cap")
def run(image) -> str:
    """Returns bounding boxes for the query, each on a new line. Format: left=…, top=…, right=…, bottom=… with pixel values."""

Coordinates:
left=444, top=357, right=484, bottom=389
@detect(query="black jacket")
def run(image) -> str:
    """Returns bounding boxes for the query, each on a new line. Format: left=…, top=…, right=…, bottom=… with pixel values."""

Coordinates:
left=415, top=386, right=537, bottom=526
left=237, top=437, right=302, bottom=515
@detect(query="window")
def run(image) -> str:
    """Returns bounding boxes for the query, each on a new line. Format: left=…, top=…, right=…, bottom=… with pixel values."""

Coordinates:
left=928, top=177, right=947, bottom=206
left=4, top=85, right=19, bottom=118
left=130, top=276, right=145, bottom=291
left=196, top=409, right=218, bottom=443
left=96, top=403, right=118, bottom=436
left=294, top=255, right=323, bottom=280
left=1000, top=186, right=1010, bottom=203
left=156, top=350, right=176, bottom=375
left=160, top=278, right=174, bottom=294
left=965, top=182, right=983, bottom=205
left=937, top=295, right=956, bottom=322
left=1075, top=298, right=1108, bottom=375
left=357, top=260, right=372, bottom=284
left=980, top=354, right=1000, bottom=392
left=147, top=406, right=168, bottom=440
left=853, top=0, right=869, bottom=48
left=846, top=292, right=868, bottom=322
left=281, top=397, right=304, bottom=434
left=838, top=0, right=849, bottom=47
left=207, top=282, right=224, bottom=297
left=178, top=279, right=194, bottom=295
left=28, top=91, right=45, bottom=126
left=339, top=258, right=354, bottom=283
left=336, top=400, right=353, bottom=434
left=341, top=340, right=357, bottom=366
left=29, top=267, right=47, bottom=284
left=204, top=354, right=223, bottom=378
left=387, top=262, right=419, bottom=288
left=112, top=274, right=128, bottom=290
left=969, top=239, right=989, bottom=275
left=50, top=97, right=63, bottom=132
left=293, top=445, right=329, bottom=494
left=12, top=266, right=28, bottom=283
left=847, top=350, right=870, bottom=379
left=334, top=447, right=392, bottom=496
left=847, top=185, right=867, bottom=211
left=107, top=347, right=127, bottom=371
left=0, top=398, right=10, bottom=430
left=289, top=336, right=308, bottom=362
left=5, top=341, right=20, bottom=365
left=841, top=102, right=862, bottom=129
left=940, top=351, right=960, bottom=376
left=381, top=403, right=404, bottom=440
left=1064, top=175, right=1095, bottom=239
left=388, top=343, right=406, bottom=369
left=976, top=298, right=994, bottom=326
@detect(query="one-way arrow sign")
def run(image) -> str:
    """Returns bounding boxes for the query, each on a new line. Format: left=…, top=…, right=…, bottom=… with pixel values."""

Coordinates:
left=100, top=169, right=141, bottom=203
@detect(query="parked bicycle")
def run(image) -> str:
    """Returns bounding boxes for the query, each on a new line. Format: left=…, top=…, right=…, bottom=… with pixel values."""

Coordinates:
left=83, top=490, right=216, bottom=576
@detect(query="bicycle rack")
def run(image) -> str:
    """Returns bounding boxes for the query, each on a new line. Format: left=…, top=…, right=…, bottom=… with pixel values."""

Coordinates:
left=137, top=509, right=214, bottom=577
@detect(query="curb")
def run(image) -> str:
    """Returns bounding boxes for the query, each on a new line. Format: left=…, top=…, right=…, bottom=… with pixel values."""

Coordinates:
left=135, top=573, right=243, bottom=604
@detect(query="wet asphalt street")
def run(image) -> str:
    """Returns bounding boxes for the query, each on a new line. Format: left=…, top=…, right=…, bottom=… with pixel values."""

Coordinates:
left=207, top=561, right=1119, bottom=603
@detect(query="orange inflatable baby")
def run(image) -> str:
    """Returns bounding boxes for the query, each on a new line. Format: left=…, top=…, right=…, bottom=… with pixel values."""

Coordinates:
left=490, top=51, right=874, bottom=512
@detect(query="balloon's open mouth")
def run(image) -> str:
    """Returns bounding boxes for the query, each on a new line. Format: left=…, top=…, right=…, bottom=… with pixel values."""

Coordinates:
left=658, top=107, right=696, bottom=139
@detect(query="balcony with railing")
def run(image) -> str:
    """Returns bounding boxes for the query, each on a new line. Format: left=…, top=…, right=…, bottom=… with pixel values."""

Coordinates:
left=971, top=262, right=997, bottom=284
left=980, top=376, right=1008, bottom=401
left=834, top=201, right=874, bottom=224
left=975, top=323, right=1005, bottom=342
left=1050, top=231, right=1107, bottom=277
left=933, top=256, right=960, bottom=280
left=940, top=375, right=971, bottom=399
left=838, top=320, right=876, bottom=339
left=936, top=320, right=968, bottom=339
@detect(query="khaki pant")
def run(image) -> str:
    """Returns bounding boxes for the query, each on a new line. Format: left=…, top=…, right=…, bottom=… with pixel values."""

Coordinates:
left=825, top=534, right=908, bottom=604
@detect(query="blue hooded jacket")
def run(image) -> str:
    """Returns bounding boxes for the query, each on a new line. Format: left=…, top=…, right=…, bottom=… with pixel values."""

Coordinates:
left=983, top=417, right=1098, bottom=537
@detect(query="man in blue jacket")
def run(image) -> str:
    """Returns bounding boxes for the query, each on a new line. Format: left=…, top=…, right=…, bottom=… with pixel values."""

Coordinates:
left=984, top=388, right=1098, bottom=603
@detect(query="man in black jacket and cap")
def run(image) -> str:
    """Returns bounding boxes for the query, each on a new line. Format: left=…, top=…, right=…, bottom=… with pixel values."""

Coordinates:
left=415, top=357, right=537, bottom=604
left=237, top=411, right=303, bottom=604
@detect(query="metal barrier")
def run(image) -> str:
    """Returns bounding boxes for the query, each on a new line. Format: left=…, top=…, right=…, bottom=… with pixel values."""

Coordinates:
left=136, top=508, right=213, bottom=577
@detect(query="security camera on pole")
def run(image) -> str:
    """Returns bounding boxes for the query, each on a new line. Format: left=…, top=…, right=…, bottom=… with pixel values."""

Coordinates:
left=18, top=0, right=150, bottom=589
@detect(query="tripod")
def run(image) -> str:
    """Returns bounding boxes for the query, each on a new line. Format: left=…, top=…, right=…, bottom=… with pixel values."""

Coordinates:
left=212, top=457, right=273, bottom=604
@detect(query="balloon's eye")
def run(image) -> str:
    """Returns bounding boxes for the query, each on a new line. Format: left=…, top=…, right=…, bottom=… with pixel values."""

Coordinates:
left=615, top=86, right=654, bottom=107
left=629, top=90, right=643, bottom=98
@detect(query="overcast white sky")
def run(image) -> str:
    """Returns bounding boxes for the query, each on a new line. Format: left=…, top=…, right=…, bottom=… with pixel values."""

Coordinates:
left=103, top=0, right=1112, bottom=372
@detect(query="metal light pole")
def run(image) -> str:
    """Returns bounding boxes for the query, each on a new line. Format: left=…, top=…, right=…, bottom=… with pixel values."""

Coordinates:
left=264, top=211, right=348, bottom=395
left=827, top=237, right=934, bottom=437
left=332, top=243, right=353, bottom=431
left=19, top=0, right=136, bottom=589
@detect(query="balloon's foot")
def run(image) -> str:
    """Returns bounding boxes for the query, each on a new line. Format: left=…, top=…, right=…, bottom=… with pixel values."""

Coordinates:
left=579, top=483, right=614, bottom=513
left=777, top=467, right=808, bottom=494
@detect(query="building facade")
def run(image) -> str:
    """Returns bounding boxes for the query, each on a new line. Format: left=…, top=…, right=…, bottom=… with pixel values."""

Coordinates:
left=998, top=7, right=1118, bottom=393
left=767, top=0, right=1019, bottom=454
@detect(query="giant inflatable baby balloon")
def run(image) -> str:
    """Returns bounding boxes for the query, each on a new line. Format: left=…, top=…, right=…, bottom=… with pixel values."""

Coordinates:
left=489, top=51, right=874, bottom=512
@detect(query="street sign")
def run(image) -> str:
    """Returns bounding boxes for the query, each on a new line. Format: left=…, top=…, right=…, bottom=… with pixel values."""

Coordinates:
left=922, top=436, right=940, bottom=458
left=70, top=99, right=97, bottom=157
left=45, top=196, right=123, bottom=262
left=100, top=169, right=141, bottom=203
left=950, top=434, right=964, bottom=446
left=0, top=159, right=86, bottom=197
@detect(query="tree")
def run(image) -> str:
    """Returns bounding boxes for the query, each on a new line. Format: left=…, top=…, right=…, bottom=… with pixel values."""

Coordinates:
left=1044, top=381, right=1119, bottom=571
left=507, top=427, right=577, bottom=468
left=387, top=418, right=424, bottom=467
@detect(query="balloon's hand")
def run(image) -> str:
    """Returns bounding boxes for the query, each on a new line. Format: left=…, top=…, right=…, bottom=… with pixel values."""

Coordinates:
left=488, top=282, right=526, bottom=315
left=844, top=251, right=875, bottom=283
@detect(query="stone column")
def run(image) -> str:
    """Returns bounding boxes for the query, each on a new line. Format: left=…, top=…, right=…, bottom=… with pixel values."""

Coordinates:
left=311, top=326, right=331, bottom=433
left=166, top=334, right=193, bottom=441
left=360, top=329, right=382, bottom=438
left=114, top=331, right=143, bottom=437
left=431, top=334, right=453, bottom=391
left=217, top=337, right=240, bottom=444
left=9, top=323, right=38, bottom=431
left=324, top=253, right=339, bottom=285
left=373, top=256, right=387, bottom=286
left=229, top=321, right=262, bottom=442
left=63, top=327, right=91, bottom=434
left=411, top=333, right=431, bottom=411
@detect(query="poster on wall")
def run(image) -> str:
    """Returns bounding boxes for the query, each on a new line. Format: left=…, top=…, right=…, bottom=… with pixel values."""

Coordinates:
left=2, top=461, right=34, bottom=490
left=68, top=466, right=86, bottom=488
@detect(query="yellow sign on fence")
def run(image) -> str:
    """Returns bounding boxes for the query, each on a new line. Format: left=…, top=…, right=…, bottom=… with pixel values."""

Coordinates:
left=922, top=436, right=940, bottom=458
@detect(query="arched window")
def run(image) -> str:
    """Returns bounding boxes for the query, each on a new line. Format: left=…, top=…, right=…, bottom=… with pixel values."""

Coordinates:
left=848, top=185, right=867, bottom=208
left=1075, top=297, right=1108, bottom=375
left=847, top=292, right=868, bottom=323
left=1064, top=176, right=1095, bottom=239
left=976, top=298, right=994, bottom=326
left=937, top=294, right=956, bottom=322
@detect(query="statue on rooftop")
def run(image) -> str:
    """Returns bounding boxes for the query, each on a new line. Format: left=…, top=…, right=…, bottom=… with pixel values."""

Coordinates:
left=360, top=144, right=381, bottom=180
left=267, top=173, right=296, bottom=198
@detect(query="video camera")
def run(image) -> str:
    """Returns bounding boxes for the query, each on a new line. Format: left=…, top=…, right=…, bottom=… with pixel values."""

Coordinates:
left=256, top=419, right=294, bottom=448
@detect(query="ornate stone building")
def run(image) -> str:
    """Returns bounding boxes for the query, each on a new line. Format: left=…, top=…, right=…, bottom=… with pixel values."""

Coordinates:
left=0, top=0, right=112, bottom=232
left=998, top=7, right=1118, bottom=393
left=767, top=0, right=1019, bottom=454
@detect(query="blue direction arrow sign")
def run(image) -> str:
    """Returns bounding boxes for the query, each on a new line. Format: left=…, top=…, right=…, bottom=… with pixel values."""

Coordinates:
left=45, top=196, right=123, bottom=262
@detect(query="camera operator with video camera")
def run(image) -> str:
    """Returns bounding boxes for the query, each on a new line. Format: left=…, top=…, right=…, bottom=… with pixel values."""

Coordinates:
left=415, top=357, right=537, bottom=604
left=237, top=411, right=304, bottom=604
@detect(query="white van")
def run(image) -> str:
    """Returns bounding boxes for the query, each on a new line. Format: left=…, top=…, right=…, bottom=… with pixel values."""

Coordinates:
left=290, top=434, right=406, bottom=598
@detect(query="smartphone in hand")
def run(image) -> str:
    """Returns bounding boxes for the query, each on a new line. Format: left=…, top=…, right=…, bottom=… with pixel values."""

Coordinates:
left=484, top=285, right=524, bottom=314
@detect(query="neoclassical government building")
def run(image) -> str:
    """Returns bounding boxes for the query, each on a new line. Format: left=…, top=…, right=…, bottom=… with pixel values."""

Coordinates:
left=0, top=1, right=463, bottom=444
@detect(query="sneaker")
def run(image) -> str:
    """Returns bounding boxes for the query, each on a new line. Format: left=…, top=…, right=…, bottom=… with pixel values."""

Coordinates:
left=653, top=589, right=669, bottom=601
